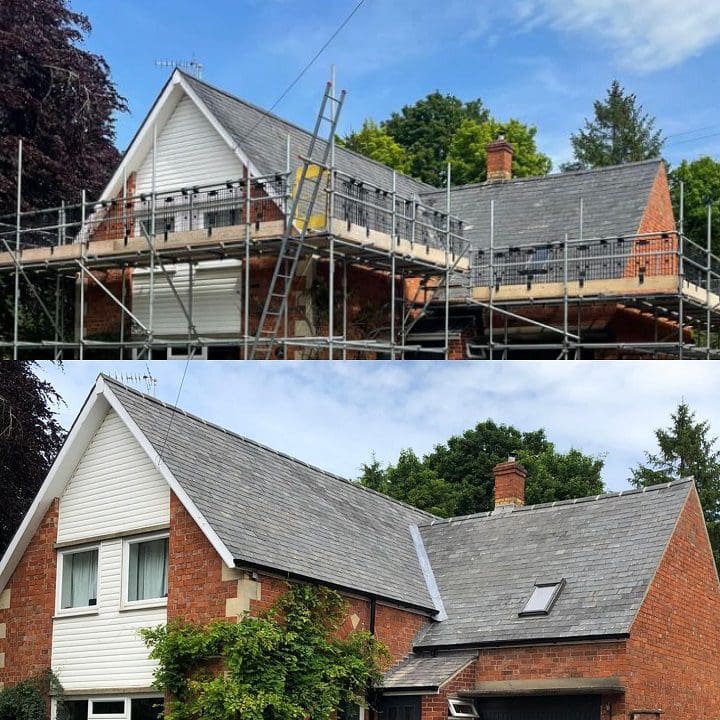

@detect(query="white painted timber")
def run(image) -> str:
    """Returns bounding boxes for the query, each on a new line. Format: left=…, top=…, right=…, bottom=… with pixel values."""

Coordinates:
left=51, top=537, right=165, bottom=691
left=135, top=94, right=245, bottom=194
left=132, top=261, right=243, bottom=337
left=57, top=409, right=169, bottom=544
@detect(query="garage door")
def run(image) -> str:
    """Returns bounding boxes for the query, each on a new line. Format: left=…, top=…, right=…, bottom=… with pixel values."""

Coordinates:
left=476, top=695, right=599, bottom=720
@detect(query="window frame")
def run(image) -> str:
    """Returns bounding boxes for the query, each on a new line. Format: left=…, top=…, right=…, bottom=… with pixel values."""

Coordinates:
left=447, top=698, right=478, bottom=718
left=518, top=578, right=566, bottom=617
left=55, top=543, right=101, bottom=617
left=121, top=531, right=169, bottom=610
left=53, top=695, right=164, bottom=720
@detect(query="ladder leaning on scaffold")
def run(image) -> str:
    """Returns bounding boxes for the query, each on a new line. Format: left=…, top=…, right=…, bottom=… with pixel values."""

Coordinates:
left=249, top=81, right=346, bottom=359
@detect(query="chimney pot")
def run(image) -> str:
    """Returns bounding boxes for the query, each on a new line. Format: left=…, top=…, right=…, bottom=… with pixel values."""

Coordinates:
left=486, top=137, right=514, bottom=182
left=493, top=458, right=527, bottom=510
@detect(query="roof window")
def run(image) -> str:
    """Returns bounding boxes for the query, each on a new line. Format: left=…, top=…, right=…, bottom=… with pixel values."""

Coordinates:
left=519, top=579, right=565, bottom=616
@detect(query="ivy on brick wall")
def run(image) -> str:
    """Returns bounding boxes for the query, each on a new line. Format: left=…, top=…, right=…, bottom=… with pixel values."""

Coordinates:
left=141, top=583, right=391, bottom=720
left=0, top=669, right=68, bottom=720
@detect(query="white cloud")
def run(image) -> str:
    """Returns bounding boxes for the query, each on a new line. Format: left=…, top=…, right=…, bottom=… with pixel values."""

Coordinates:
left=518, top=0, right=720, bottom=72
left=37, top=361, right=720, bottom=497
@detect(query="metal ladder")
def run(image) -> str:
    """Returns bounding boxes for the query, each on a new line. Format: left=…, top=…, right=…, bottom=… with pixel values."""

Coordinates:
left=249, top=81, right=346, bottom=359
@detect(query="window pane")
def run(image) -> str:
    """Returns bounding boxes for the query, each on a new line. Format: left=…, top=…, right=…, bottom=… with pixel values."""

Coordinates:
left=61, top=550, right=98, bottom=609
left=131, top=698, right=164, bottom=720
left=128, top=538, right=168, bottom=601
left=91, top=700, right=126, bottom=714
left=62, top=699, right=88, bottom=720
left=523, top=584, right=558, bottom=614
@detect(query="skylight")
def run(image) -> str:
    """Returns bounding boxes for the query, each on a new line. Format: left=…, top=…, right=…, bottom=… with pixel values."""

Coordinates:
left=519, top=579, right=565, bottom=616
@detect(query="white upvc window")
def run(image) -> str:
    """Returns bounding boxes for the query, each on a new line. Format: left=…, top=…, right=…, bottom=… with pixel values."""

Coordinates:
left=448, top=699, right=478, bottom=718
left=56, top=544, right=100, bottom=615
left=55, top=696, right=164, bottom=720
left=122, top=532, right=169, bottom=609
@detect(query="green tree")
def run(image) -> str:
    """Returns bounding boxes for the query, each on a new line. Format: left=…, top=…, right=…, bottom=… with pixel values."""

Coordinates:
left=630, top=402, right=720, bottom=568
left=448, top=118, right=552, bottom=185
left=568, top=80, right=664, bottom=168
left=359, top=420, right=605, bottom=517
left=142, top=584, right=390, bottom=720
left=381, top=92, right=490, bottom=186
left=0, top=361, right=65, bottom=555
left=343, top=120, right=411, bottom=174
left=669, top=157, right=720, bottom=253
left=360, top=449, right=458, bottom=517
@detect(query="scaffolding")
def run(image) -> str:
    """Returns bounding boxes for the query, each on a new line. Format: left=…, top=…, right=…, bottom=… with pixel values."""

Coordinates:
left=1, top=81, right=718, bottom=361
left=0, top=143, right=470, bottom=360
left=454, top=197, right=720, bottom=359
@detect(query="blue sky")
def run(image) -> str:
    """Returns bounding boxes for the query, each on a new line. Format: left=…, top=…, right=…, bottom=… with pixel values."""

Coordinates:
left=70, top=0, right=720, bottom=170
left=37, top=361, right=720, bottom=494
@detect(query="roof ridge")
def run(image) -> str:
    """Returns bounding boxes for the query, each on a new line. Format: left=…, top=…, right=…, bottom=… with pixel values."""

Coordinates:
left=179, top=71, right=437, bottom=192
left=419, top=478, right=693, bottom=528
left=100, top=374, right=439, bottom=521
left=420, top=158, right=663, bottom=197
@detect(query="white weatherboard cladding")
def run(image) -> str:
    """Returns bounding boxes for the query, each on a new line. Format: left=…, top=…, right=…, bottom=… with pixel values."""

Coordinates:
left=51, top=538, right=165, bottom=691
left=53, top=408, right=169, bottom=691
left=132, top=261, right=242, bottom=336
left=135, top=94, right=245, bottom=194
left=57, top=409, right=169, bottom=543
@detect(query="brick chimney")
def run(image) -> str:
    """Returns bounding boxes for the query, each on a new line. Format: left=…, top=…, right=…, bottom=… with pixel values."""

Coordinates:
left=486, top=135, right=514, bottom=182
left=493, top=457, right=526, bottom=510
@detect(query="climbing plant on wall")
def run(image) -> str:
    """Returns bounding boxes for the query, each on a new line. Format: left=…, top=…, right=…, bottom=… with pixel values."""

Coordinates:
left=141, top=583, right=391, bottom=720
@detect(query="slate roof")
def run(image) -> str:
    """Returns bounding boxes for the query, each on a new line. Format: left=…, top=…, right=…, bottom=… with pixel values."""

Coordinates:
left=382, top=651, right=477, bottom=690
left=414, top=479, right=692, bottom=648
left=420, top=160, right=664, bottom=250
left=182, top=73, right=433, bottom=199
left=103, top=377, right=438, bottom=611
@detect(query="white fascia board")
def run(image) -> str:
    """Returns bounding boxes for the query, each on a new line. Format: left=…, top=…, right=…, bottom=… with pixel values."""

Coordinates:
left=176, top=73, right=263, bottom=180
left=101, top=381, right=235, bottom=568
left=0, top=381, right=110, bottom=592
left=98, top=71, right=186, bottom=202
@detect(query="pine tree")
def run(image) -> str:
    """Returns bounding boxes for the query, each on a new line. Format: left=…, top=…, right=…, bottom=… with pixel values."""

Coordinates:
left=569, top=81, right=664, bottom=168
left=631, top=402, right=720, bottom=569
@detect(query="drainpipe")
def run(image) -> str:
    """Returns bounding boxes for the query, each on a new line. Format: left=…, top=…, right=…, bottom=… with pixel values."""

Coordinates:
left=370, top=597, right=377, bottom=635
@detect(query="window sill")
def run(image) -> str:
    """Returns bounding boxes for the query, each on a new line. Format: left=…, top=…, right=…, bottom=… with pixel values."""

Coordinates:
left=53, top=608, right=99, bottom=619
left=119, top=599, right=168, bottom=612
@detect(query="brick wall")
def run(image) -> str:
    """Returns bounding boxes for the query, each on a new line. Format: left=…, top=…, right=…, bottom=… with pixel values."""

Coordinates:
left=0, top=500, right=58, bottom=688
left=422, top=659, right=477, bottom=720
left=168, top=492, right=427, bottom=666
left=626, top=164, right=677, bottom=279
left=626, top=487, right=720, bottom=719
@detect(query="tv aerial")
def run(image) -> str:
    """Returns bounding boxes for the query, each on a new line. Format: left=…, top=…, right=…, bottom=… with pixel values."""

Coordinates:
left=155, top=54, right=204, bottom=80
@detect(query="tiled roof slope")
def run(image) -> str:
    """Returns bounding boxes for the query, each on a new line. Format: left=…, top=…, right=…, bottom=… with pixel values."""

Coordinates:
left=104, top=378, right=437, bottom=610
left=182, top=73, right=433, bottom=199
left=420, top=160, right=664, bottom=249
left=415, top=479, right=691, bottom=648
left=383, top=650, right=477, bottom=690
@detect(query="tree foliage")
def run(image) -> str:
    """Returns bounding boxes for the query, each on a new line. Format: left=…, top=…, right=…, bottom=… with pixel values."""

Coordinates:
left=669, top=157, right=720, bottom=253
left=359, top=420, right=605, bottom=517
left=142, top=584, right=391, bottom=720
left=0, top=0, right=126, bottom=214
left=343, top=120, right=411, bottom=174
left=448, top=118, right=552, bottom=185
left=0, top=670, right=68, bottom=720
left=631, top=402, right=720, bottom=568
left=567, top=81, right=664, bottom=169
left=346, top=92, right=551, bottom=187
left=381, top=92, right=489, bottom=186
left=0, top=361, right=65, bottom=555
